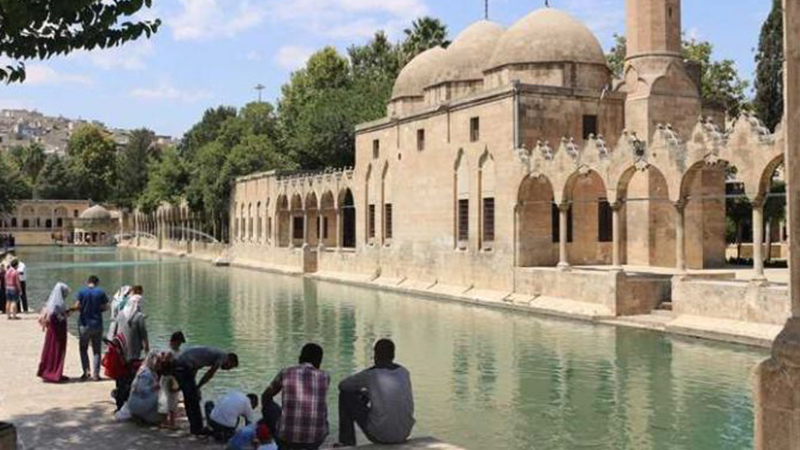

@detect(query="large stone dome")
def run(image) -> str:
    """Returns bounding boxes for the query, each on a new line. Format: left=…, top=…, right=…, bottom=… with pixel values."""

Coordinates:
left=79, top=205, right=112, bottom=221
left=487, top=8, right=606, bottom=72
left=391, top=46, right=446, bottom=100
left=432, top=20, right=505, bottom=86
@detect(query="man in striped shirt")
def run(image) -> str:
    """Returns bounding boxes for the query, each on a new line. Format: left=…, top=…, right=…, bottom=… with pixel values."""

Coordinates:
left=261, top=343, right=330, bottom=449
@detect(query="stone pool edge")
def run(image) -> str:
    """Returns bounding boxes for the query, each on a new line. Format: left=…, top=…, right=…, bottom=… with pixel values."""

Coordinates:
left=127, top=245, right=779, bottom=350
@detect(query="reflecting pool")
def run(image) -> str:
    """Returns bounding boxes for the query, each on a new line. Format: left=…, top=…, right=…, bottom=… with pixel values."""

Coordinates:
left=20, top=247, right=765, bottom=449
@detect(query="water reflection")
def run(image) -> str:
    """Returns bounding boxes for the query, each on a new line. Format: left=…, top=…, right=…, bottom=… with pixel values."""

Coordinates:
left=21, top=247, right=765, bottom=450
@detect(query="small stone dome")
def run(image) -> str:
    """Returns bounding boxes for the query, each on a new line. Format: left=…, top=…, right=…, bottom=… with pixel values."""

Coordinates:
left=79, top=205, right=112, bottom=221
left=432, top=20, right=505, bottom=85
left=487, top=8, right=607, bottom=72
left=391, top=46, right=447, bottom=100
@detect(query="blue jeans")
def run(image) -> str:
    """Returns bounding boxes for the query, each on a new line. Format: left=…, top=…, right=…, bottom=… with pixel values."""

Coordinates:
left=79, top=326, right=102, bottom=377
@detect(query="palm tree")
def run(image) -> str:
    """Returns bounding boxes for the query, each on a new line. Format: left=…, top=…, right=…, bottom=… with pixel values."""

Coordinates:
left=402, top=17, right=450, bottom=64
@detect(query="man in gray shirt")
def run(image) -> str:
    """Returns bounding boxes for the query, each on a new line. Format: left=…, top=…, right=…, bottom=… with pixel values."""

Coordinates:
left=336, top=339, right=414, bottom=446
left=175, top=346, right=239, bottom=435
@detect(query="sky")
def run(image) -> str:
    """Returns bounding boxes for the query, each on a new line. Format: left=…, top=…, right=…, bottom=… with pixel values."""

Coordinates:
left=0, top=0, right=772, bottom=138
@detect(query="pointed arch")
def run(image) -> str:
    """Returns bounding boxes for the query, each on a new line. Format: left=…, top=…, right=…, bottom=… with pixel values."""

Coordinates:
left=479, top=150, right=496, bottom=249
left=454, top=149, right=469, bottom=248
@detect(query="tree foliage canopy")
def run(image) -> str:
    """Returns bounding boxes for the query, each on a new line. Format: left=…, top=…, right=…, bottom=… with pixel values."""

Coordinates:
left=754, top=0, right=784, bottom=131
left=0, top=0, right=160, bottom=82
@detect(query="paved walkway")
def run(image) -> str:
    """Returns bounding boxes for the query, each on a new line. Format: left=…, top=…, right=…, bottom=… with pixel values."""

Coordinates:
left=0, top=315, right=461, bottom=450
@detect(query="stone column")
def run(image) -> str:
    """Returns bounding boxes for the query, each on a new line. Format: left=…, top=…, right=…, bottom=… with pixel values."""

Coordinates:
left=753, top=201, right=767, bottom=281
left=611, top=202, right=623, bottom=269
left=302, top=211, right=309, bottom=247
left=675, top=201, right=687, bottom=273
left=755, top=2, right=800, bottom=449
left=335, top=208, right=342, bottom=249
left=557, top=203, right=570, bottom=270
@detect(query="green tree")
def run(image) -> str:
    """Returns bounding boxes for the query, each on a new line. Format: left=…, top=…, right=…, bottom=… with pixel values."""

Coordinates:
left=754, top=0, right=784, bottom=132
left=179, top=106, right=238, bottom=160
left=9, top=143, right=46, bottom=189
left=139, top=146, right=189, bottom=213
left=764, top=180, right=786, bottom=262
left=278, top=48, right=354, bottom=168
left=66, top=124, right=117, bottom=202
left=115, top=128, right=156, bottom=208
left=402, top=17, right=450, bottom=63
left=605, top=35, right=749, bottom=118
left=35, top=154, right=75, bottom=200
left=0, top=152, right=30, bottom=214
left=0, top=0, right=160, bottom=82
left=605, top=34, right=627, bottom=79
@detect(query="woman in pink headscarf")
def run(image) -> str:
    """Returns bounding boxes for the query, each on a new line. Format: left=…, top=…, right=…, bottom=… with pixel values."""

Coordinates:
left=37, top=282, right=71, bottom=383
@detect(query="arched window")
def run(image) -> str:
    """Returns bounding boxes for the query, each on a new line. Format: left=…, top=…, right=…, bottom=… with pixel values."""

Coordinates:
left=479, top=152, right=496, bottom=249
left=455, top=150, right=469, bottom=249
left=256, top=202, right=262, bottom=243
left=22, top=219, right=29, bottom=229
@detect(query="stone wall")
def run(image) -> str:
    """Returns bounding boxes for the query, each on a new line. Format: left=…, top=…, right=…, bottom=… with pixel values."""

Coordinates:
left=673, top=278, right=790, bottom=326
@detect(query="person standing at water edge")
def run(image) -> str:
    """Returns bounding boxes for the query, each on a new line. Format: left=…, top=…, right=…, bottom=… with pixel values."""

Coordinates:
left=336, top=339, right=415, bottom=447
left=5, top=259, right=21, bottom=320
left=72, top=275, right=109, bottom=381
left=159, top=331, right=185, bottom=428
left=17, top=258, right=27, bottom=313
left=261, top=343, right=330, bottom=450
left=37, top=282, right=72, bottom=383
left=173, top=346, right=239, bottom=435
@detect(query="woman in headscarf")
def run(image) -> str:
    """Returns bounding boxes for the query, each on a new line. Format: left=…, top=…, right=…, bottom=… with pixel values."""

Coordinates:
left=127, top=350, right=166, bottom=425
left=36, top=282, right=71, bottom=383
left=106, top=285, right=132, bottom=341
left=112, top=285, right=149, bottom=410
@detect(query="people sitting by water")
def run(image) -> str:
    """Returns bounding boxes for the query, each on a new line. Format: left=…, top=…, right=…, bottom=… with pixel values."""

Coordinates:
left=116, top=350, right=173, bottom=425
left=111, top=285, right=149, bottom=410
left=159, top=331, right=185, bottom=428
left=173, top=346, right=239, bottom=436
left=5, top=258, right=22, bottom=320
left=335, top=339, right=415, bottom=447
left=204, top=390, right=259, bottom=442
left=106, top=285, right=132, bottom=341
left=227, top=422, right=278, bottom=450
left=36, top=282, right=72, bottom=383
left=71, top=275, right=109, bottom=381
left=261, top=343, right=330, bottom=450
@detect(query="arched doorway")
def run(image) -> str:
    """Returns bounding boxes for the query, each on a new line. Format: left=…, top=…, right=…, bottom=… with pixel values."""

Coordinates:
left=624, top=166, right=674, bottom=268
left=340, top=189, right=356, bottom=249
left=517, top=175, right=556, bottom=267
left=565, top=170, right=612, bottom=265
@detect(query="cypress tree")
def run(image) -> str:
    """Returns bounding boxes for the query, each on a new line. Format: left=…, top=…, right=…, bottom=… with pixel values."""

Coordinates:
left=754, top=0, right=784, bottom=131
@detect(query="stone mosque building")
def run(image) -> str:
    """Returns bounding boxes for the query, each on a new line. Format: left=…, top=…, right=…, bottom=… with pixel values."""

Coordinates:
left=132, top=0, right=789, bottom=345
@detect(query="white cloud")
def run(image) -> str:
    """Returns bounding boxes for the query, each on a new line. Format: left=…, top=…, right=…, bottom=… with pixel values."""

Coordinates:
left=266, top=0, right=429, bottom=40
left=275, top=45, right=314, bottom=70
left=73, top=40, right=156, bottom=70
left=130, top=82, right=213, bottom=103
left=171, top=0, right=267, bottom=41
left=24, top=65, right=93, bottom=86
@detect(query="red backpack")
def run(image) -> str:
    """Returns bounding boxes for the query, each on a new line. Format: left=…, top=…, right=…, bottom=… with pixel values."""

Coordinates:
left=102, top=334, right=128, bottom=380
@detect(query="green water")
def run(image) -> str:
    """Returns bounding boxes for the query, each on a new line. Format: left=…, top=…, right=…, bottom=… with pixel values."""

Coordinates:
left=20, top=247, right=765, bottom=450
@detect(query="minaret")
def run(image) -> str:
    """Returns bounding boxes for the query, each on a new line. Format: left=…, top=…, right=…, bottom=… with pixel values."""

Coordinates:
left=623, top=0, right=700, bottom=143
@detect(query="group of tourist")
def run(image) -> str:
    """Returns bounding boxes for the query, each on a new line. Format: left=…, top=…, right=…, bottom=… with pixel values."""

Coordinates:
left=35, top=274, right=416, bottom=449
left=2, top=253, right=28, bottom=320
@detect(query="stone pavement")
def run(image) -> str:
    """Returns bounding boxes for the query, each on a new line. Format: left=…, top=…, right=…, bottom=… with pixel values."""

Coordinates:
left=0, top=315, right=462, bottom=450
